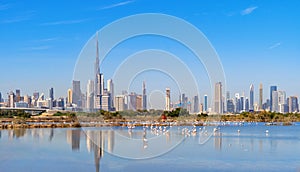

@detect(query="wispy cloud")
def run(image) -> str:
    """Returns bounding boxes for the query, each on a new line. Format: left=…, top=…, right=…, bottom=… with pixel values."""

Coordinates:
left=22, top=46, right=51, bottom=51
left=31, top=37, right=59, bottom=42
left=98, top=0, right=134, bottom=10
left=269, top=42, right=281, bottom=49
left=41, top=19, right=89, bottom=26
left=241, top=6, right=258, bottom=15
left=0, top=11, right=34, bottom=24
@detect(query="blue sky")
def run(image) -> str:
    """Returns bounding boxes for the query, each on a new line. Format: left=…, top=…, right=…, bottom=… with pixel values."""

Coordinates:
left=0, top=0, right=300, bottom=105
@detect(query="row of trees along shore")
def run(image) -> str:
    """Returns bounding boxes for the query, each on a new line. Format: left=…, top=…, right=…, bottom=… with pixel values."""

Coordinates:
left=1, top=109, right=300, bottom=123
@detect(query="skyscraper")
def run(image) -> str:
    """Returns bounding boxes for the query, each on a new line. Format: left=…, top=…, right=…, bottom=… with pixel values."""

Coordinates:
left=107, top=79, right=114, bottom=110
left=49, top=87, right=54, bottom=100
left=259, top=83, right=263, bottom=110
left=278, top=91, right=286, bottom=113
left=95, top=73, right=104, bottom=110
left=16, top=89, right=21, bottom=102
left=165, top=88, right=171, bottom=111
left=249, top=84, right=254, bottom=111
left=101, top=89, right=111, bottom=111
left=142, top=81, right=147, bottom=110
left=129, top=92, right=137, bottom=110
left=0, top=92, right=2, bottom=102
left=115, top=95, right=125, bottom=111
left=288, top=96, right=298, bottom=113
left=204, top=95, right=208, bottom=112
left=245, top=97, right=249, bottom=112
left=94, top=32, right=104, bottom=110
left=72, top=80, right=81, bottom=107
left=136, top=95, right=143, bottom=111
left=67, top=89, right=73, bottom=105
left=214, top=82, right=223, bottom=114
left=240, top=96, right=245, bottom=111
left=8, top=91, right=15, bottom=108
left=270, top=86, right=277, bottom=111
left=235, top=93, right=240, bottom=113
left=272, top=91, right=279, bottom=112
left=86, top=80, right=94, bottom=112
left=193, top=95, right=199, bottom=113
left=49, top=87, right=54, bottom=109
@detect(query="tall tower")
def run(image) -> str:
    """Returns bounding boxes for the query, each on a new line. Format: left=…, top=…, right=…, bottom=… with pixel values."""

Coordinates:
left=259, top=83, right=263, bottom=110
left=67, top=89, right=73, bottom=105
left=49, top=87, right=54, bottom=110
left=87, top=80, right=94, bottom=112
left=204, top=94, right=208, bottom=112
left=16, top=89, right=21, bottom=102
left=249, top=84, right=254, bottom=111
left=193, top=95, right=199, bottom=113
left=272, top=90, right=279, bottom=112
left=214, top=82, right=223, bottom=114
left=165, top=88, right=171, bottom=111
left=72, top=80, right=81, bottom=107
left=94, top=32, right=103, bottom=110
left=142, top=81, right=147, bottom=110
left=270, top=86, right=277, bottom=111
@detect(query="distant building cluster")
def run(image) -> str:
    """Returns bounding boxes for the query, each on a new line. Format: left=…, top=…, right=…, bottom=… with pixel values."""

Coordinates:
left=0, top=34, right=299, bottom=115
left=0, top=88, right=65, bottom=110
left=214, top=83, right=299, bottom=114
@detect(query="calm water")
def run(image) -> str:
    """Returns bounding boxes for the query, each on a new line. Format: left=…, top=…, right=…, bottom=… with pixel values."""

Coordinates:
left=1, top=124, right=300, bottom=172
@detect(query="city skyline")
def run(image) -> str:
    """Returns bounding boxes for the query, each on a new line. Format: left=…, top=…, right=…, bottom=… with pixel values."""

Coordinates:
left=1, top=80, right=299, bottom=114
left=1, top=1, right=300, bottom=99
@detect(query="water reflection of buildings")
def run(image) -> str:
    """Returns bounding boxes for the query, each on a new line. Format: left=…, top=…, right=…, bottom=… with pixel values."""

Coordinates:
left=214, top=132, right=222, bottom=151
left=65, top=129, right=115, bottom=172
left=66, top=129, right=81, bottom=151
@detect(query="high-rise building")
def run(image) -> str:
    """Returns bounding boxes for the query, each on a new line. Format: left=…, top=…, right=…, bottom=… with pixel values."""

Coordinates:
left=240, top=96, right=245, bottom=111
left=214, top=82, right=223, bottom=114
left=95, top=73, right=104, bottom=110
left=8, top=91, right=15, bottom=108
left=235, top=93, right=240, bottom=113
left=272, top=91, right=279, bottom=112
left=136, top=95, right=143, bottom=111
left=57, top=97, right=65, bottom=109
left=142, top=81, right=147, bottom=110
left=24, top=95, right=32, bottom=108
left=122, top=90, right=129, bottom=110
left=270, top=86, right=277, bottom=111
left=67, top=89, right=73, bottom=105
left=107, top=79, right=114, bottom=110
left=278, top=91, right=286, bottom=113
left=101, top=89, right=111, bottom=111
left=259, top=83, right=263, bottom=110
left=33, top=91, right=39, bottom=101
left=115, top=95, right=125, bottom=111
left=16, top=89, right=21, bottom=102
left=49, top=87, right=54, bottom=100
left=165, top=88, right=171, bottom=111
left=288, top=96, right=298, bottom=113
left=227, top=99, right=235, bottom=113
left=94, top=33, right=105, bottom=110
left=72, top=80, right=81, bottom=107
left=86, top=80, right=94, bottom=112
left=249, top=84, right=254, bottom=111
left=129, top=92, right=137, bottom=110
left=0, top=92, right=2, bottom=102
left=49, top=87, right=54, bottom=109
left=193, top=95, right=199, bottom=113
left=245, top=97, right=249, bottom=112
left=204, top=95, right=208, bottom=112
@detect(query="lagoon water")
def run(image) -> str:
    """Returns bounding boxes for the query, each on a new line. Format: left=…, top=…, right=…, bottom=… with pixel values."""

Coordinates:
left=1, top=124, right=300, bottom=172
